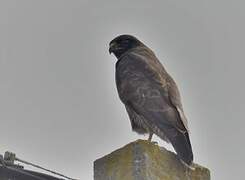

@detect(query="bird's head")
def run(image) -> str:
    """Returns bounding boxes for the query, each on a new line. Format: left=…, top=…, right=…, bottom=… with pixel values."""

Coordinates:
left=109, top=35, right=142, bottom=58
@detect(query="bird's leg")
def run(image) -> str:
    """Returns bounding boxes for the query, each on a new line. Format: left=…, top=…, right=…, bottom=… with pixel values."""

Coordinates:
left=147, top=133, right=158, bottom=145
left=148, top=133, right=153, bottom=142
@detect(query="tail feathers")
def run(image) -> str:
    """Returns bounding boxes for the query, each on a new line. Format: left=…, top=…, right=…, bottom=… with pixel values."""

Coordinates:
left=164, top=128, right=193, bottom=165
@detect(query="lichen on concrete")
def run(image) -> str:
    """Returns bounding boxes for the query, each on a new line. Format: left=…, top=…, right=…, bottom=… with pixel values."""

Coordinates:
left=94, top=140, right=210, bottom=180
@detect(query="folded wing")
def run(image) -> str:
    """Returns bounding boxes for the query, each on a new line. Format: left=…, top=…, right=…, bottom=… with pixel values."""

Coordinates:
left=116, top=52, right=193, bottom=165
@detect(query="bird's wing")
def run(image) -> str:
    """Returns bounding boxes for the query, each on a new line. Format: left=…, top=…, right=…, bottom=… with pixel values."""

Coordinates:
left=167, top=76, right=189, bottom=131
left=116, top=52, right=187, bottom=133
left=116, top=51, right=193, bottom=164
left=125, top=105, right=148, bottom=134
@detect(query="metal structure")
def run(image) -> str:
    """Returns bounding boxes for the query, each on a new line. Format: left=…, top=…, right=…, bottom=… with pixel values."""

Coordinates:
left=0, top=151, right=78, bottom=180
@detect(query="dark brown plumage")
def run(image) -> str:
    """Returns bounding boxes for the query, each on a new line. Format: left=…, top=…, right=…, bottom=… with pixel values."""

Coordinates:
left=109, top=35, right=193, bottom=165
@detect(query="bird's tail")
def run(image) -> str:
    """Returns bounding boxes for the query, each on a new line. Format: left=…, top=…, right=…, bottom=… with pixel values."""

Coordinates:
left=165, top=128, right=193, bottom=165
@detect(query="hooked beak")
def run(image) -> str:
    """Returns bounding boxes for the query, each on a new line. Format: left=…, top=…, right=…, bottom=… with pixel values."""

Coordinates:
left=109, top=42, right=117, bottom=54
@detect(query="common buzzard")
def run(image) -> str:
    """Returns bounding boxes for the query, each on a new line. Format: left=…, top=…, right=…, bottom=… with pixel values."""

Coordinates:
left=109, top=35, right=193, bottom=166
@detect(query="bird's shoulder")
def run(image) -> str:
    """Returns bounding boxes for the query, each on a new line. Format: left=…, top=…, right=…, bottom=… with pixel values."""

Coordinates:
left=115, top=48, right=170, bottom=107
left=116, top=47, right=167, bottom=87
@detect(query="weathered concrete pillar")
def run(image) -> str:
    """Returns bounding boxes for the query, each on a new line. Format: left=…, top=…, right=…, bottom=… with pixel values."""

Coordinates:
left=94, top=140, right=210, bottom=180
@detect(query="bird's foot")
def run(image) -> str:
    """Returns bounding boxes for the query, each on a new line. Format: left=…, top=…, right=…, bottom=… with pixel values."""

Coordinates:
left=147, top=133, right=158, bottom=145
left=151, top=141, right=158, bottom=145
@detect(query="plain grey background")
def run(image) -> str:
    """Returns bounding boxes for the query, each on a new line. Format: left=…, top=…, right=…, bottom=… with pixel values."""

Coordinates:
left=0, top=0, right=244, bottom=179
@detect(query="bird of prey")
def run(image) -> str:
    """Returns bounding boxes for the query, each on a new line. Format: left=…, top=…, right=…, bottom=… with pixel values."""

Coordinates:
left=109, top=35, right=193, bottom=166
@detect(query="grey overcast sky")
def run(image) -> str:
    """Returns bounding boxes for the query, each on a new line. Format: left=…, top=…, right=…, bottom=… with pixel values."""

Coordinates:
left=0, top=0, right=244, bottom=179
